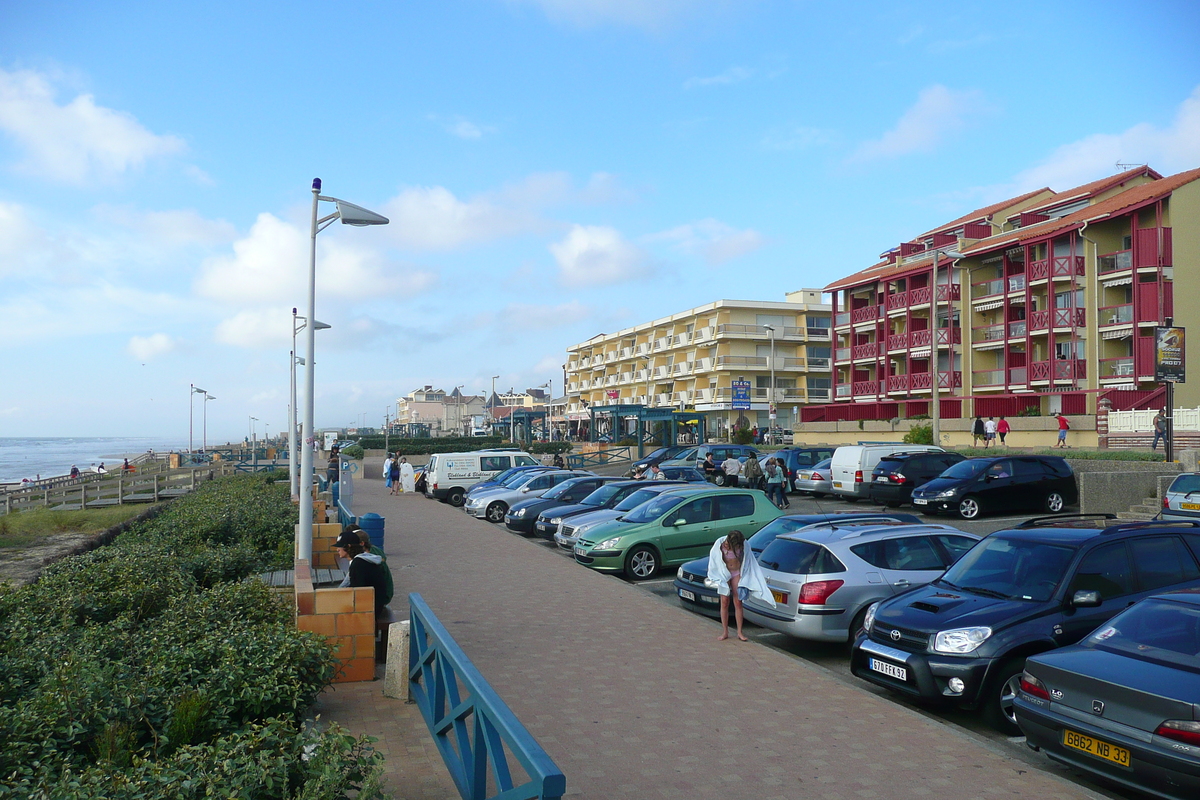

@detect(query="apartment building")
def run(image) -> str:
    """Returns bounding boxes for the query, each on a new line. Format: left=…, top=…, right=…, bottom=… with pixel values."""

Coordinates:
left=564, top=291, right=833, bottom=437
left=814, top=165, right=1199, bottom=421
left=395, top=386, right=488, bottom=434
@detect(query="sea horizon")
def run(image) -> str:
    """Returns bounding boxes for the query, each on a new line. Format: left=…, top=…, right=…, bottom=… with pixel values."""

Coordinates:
left=0, top=436, right=205, bottom=483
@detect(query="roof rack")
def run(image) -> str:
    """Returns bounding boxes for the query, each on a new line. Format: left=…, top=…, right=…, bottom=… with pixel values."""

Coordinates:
left=1101, top=520, right=1200, bottom=535
left=1014, top=513, right=1116, bottom=529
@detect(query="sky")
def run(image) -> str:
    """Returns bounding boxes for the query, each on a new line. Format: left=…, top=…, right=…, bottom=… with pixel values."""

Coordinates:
left=1, top=0, right=1198, bottom=442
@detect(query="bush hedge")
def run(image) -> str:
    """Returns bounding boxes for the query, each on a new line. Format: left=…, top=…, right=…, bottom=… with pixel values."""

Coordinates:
left=0, top=474, right=384, bottom=799
left=355, top=435, right=502, bottom=452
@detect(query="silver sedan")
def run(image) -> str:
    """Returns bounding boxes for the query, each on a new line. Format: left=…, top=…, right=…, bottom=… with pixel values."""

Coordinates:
left=463, top=470, right=592, bottom=522
left=793, top=457, right=833, bottom=498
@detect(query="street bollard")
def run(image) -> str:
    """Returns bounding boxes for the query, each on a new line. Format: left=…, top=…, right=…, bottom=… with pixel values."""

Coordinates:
left=383, top=620, right=410, bottom=700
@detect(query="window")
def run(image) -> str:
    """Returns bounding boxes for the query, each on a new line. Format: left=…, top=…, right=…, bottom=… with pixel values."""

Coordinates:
left=808, top=317, right=832, bottom=329
left=935, top=535, right=976, bottom=564
left=756, top=314, right=787, bottom=328
left=715, top=494, right=755, bottom=520
left=760, top=540, right=846, bottom=575
left=663, top=497, right=713, bottom=526
left=985, top=460, right=1013, bottom=479
left=1069, top=543, right=1134, bottom=598
left=881, top=537, right=944, bottom=571
left=1014, top=459, right=1044, bottom=478
left=808, top=346, right=832, bottom=359
left=1130, top=537, right=1200, bottom=591
left=480, top=456, right=511, bottom=471
left=1169, top=474, right=1200, bottom=494
left=528, top=476, right=553, bottom=490
left=1085, top=599, right=1200, bottom=670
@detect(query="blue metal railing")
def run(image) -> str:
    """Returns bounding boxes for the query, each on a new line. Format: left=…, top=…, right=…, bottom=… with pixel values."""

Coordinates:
left=566, top=446, right=631, bottom=471
left=408, top=593, right=566, bottom=800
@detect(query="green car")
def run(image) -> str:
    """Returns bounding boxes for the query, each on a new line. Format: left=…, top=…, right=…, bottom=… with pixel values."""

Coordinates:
left=572, top=486, right=785, bottom=579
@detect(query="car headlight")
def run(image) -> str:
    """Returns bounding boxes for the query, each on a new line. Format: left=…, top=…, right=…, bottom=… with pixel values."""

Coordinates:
left=863, top=602, right=878, bottom=633
left=933, top=626, right=992, bottom=654
left=596, top=537, right=623, bottom=550
left=549, top=517, right=562, bottom=525
left=677, top=566, right=684, bottom=579
left=513, top=508, right=527, bottom=517
left=936, top=489, right=959, bottom=499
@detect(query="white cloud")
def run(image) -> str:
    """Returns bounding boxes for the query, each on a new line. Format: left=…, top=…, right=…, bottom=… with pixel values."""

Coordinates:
left=195, top=212, right=403, bottom=305
left=513, top=0, right=712, bottom=31
left=381, top=186, right=547, bottom=250
left=92, top=205, right=238, bottom=248
left=213, top=309, right=292, bottom=348
left=0, top=201, right=62, bottom=277
left=128, top=333, right=175, bottom=361
left=1010, top=85, right=1200, bottom=192
left=550, top=224, right=648, bottom=286
left=0, top=68, right=186, bottom=184
left=850, top=85, right=992, bottom=162
left=428, top=113, right=497, bottom=140
left=646, top=219, right=764, bottom=265
left=684, top=66, right=752, bottom=90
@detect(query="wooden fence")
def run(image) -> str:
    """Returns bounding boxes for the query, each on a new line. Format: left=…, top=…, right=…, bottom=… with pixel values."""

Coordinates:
left=1, top=461, right=236, bottom=515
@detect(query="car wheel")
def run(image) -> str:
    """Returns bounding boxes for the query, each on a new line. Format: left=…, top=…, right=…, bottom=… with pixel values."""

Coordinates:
left=1045, top=491, right=1065, bottom=513
left=957, top=496, right=983, bottom=520
left=982, top=657, right=1026, bottom=735
left=446, top=488, right=465, bottom=507
left=625, top=545, right=659, bottom=580
left=847, top=607, right=869, bottom=645
left=844, top=496, right=858, bottom=504
left=885, top=501, right=902, bottom=508
left=713, top=474, right=727, bottom=487
left=485, top=502, right=507, bottom=523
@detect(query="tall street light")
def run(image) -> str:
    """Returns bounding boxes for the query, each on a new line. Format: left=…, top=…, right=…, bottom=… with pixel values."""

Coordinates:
left=189, top=385, right=206, bottom=453
left=299, top=179, right=389, bottom=563
left=290, top=309, right=331, bottom=500
left=490, top=375, right=499, bottom=435
left=763, top=325, right=777, bottom=444
left=202, top=392, right=216, bottom=453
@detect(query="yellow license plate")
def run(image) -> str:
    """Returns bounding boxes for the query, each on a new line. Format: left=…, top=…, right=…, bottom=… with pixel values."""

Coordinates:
left=1182, top=502, right=1200, bottom=510
left=770, top=589, right=787, bottom=604
left=1062, top=729, right=1131, bottom=767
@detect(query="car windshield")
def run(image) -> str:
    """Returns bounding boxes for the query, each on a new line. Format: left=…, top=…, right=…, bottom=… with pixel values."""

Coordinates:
left=811, top=458, right=832, bottom=470
left=614, top=488, right=664, bottom=512
left=940, top=460, right=990, bottom=480
left=1169, top=474, right=1200, bottom=495
left=582, top=484, right=623, bottom=506
left=500, top=471, right=538, bottom=488
left=1084, top=598, right=1200, bottom=673
left=641, top=448, right=670, bottom=462
left=759, top=539, right=846, bottom=575
left=542, top=480, right=579, bottom=500
left=748, top=517, right=818, bottom=553
left=490, top=468, right=519, bottom=484
left=622, top=493, right=686, bottom=524
left=937, top=536, right=1076, bottom=602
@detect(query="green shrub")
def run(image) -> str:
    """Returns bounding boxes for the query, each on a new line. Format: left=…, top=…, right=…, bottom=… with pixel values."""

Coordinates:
left=1017, top=404, right=1042, bottom=417
left=731, top=428, right=754, bottom=445
left=339, top=444, right=365, bottom=459
left=903, top=423, right=934, bottom=445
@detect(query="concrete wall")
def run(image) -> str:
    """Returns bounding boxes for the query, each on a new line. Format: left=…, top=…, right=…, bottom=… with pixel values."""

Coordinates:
left=1073, top=460, right=1183, bottom=515
left=791, top=415, right=1096, bottom=449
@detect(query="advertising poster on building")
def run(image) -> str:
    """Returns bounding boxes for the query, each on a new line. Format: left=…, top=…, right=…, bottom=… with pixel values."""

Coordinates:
left=732, top=380, right=751, bottom=409
left=1155, top=326, right=1186, bottom=383
left=606, top=390, right=619, bottom=399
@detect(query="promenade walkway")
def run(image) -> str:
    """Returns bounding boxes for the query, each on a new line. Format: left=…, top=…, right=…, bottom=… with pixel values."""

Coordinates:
left=312, top=471, right=1102, bottom=800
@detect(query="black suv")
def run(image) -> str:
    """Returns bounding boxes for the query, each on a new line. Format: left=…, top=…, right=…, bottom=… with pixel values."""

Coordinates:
left=910, top=455, right=1077, bottom=519
left=850, top=516, right=1200, bottom=733
left=868, top=451, right=966, bottom=507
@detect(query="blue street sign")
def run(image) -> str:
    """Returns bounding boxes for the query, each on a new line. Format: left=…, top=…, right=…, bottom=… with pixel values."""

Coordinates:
left=732, top=380, right=751, bottom=410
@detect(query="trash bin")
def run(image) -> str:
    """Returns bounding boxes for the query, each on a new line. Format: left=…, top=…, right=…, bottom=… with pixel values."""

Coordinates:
left=359, top=512, right=384, bottom=549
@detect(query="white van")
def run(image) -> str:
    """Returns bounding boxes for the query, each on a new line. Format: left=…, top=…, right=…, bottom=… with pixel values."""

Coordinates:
left=829, top=444, right=946, bottom=500
left=424, top=450, right=540, bottom=507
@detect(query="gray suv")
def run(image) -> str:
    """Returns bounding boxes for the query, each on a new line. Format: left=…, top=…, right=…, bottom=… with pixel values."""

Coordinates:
left=741, top=521, right=979, bottom=643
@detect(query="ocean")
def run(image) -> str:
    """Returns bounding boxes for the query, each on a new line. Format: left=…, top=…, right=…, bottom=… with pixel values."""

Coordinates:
left=0, top=437, right=192, bottom=483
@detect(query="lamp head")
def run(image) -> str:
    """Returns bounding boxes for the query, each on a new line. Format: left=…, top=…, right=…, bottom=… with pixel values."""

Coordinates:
left=335, top=200, right=389, bottom=227
left=313, top=320, right=332, bottom=330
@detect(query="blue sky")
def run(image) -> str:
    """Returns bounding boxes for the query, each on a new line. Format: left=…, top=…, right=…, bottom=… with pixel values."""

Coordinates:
left=1, top=0, right=1198, bottom=441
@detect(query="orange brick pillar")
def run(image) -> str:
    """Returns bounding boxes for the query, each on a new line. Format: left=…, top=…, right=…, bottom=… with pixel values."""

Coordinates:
left=294, top=558, right=377, bottom=682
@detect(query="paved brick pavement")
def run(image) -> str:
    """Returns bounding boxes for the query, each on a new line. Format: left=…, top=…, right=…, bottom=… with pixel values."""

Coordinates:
left=313, top=470, right=1103, bottom=800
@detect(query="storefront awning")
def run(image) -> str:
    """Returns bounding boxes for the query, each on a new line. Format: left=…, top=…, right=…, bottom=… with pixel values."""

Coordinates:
left=972, top=299, right=1004, bottom=311
left=1101, top=329, right=1133, bottom=340
left=1102, top=276, right=1133, bottom=288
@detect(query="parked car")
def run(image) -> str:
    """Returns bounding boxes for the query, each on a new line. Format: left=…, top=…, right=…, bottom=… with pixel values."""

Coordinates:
left=868, top=451, right=967, bottom=508
left=1015, top=589, right=1200, bottom=800
left=463, top=469, right=593, bottom=522
left=910, top=455, right=1078, bottom=519
left=743, top=522, right=979, bottom=642
left=660, top=444, right=761, bottom=486
left=829, top=444, right=946, bottom=501
left=553, top=483, right=691, bottom=551
left=425, top=450, right=541, bottom=507
left=534, top=480, right=680, bottom=539
left=674, top=512, right=925, bottom=618
left=627, top=446, right=694, bottom=476
left=573, top=486, right=785, bottom=579
left=413, top=464, right=427, bottom=494
left=794, top=457, right=833, bottom=498
left=657, top=465, right=708, bottom=483
left=758, top=447, right=836, bottom=492
left=466, top=465, right=554, bottom=498
left=503, top=476, right=623, bottom=534
left=850, top=515, right=1200, bottom=733
left=1160, top=472, right=1200, bottom=521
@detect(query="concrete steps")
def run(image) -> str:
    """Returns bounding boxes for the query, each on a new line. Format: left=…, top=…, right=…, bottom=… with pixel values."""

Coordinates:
left=1116, top=496, right=1162, bottom=520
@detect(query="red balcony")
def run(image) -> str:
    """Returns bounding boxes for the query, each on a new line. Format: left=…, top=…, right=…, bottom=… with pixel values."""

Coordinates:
left=1030, top=359, right=1087, bottom=381
left=910, top=371, right=963, bottom=390
left=851, top=342, right=879, bottom=360
left=909, top=286, right=932, bottom=305
left=1030, top=256, right=1085, bottom=281
left=887, top=374, right=910, bottom=392
left=851, top=380, right=880, bottom=395
left=1029, top=308, right=1085, bottom=331
left=886, top=291, right=908, bottom=311
left=936, top=284, right=961, bottom=302
left=936, top=327, right=962, bottom=345
left=887, top=332, right=908, bottom=350
left=850, top=304, right=882, bottom=324
left=910, top=329, right=932, bottom=347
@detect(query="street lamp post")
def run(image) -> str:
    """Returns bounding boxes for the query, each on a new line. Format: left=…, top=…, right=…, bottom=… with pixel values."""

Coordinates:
left=202, top=392, right=215, bottom=453
left=490, top=375, right=499, bottom=435
left=189, top=385, right=207, bottom=453
left=249, top=416, right=259, bottom=471
left=298, top=179, right=388, bottom=563
left=763, top=325, right=776, bottom=444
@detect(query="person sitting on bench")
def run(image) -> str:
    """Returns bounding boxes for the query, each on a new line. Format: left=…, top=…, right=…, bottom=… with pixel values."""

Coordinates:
left=334, top=530, right=389, bottom=615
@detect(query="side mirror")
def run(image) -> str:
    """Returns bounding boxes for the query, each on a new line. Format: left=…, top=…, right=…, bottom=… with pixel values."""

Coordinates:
left=672, top=518, right=688, bottom=527
left=1071, top=589, right=1102, bottom=608
left=984, top=474, right=996, bottom=482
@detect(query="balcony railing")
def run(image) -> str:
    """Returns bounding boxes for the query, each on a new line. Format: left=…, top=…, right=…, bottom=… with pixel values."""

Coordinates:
left=887, top=333, right=908, bottom=350
left=936, top=283, right=961, bottom=302
left=1099, top=357, right=1135, bottom=379
left=910, top=371, right=963, bottom=390
left=808, top=388, right=831, bottom=401
left=1008, top=367, right=1027, bottom=384
left=1029, top=307, right=1085, bottom=331
left=851, top=342, right=879, bottom=360
left=1008, top=320, right=1026, bottom=338
left=910, top=329, right=932, bottom=347
left=973, top=369, right=1005, bottom=386
left=806, top=327, right=832, bottom=340
left=834, top=312, right=851, bottom=327
left=715, top=355, right=767, bottom=367
left=886, top=291, right=909, bottom=311
left=1098, top=249, right=1133, bottom=274
left=836, top=384, right=852, bottom=397
left=1030, top=359, right=1087, bottom=381
left=1007, top=274, right=1026, bottom=292
left=937, top=327, right=962, bottom=345
left=835, top=347, right=851, bottom=362
left=852, top=380, right=880, bottom=395
left=972, top=277, right=1005, bottom=299
left=850, top=305, right=882, bottom=324
left=1030, top=255, right=1085, bottom=281
left=909, top=286, right=932, bottom=305
left=887, top=374, right=909, bottom=392
left=1099, top=304, right=1133, bottom=326
left=973, top=323, right=1005, bottom=343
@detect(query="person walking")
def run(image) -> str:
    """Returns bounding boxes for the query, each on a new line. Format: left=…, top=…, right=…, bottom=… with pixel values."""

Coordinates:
left=706, top=530, right=774, bottom=642
left=649, top=462, right=667, bottom=480
left=1055, top=413, right=1070, bottom=448
left=382, top=453, right=395, bottom=488
left=997, top=416, right=1010, bottom=446
left=1152, top=409, right=1169, bottom=451
left=388, top=456, right=401, bottom=495
left=765, top=458, right=787, bottom=509
left=742, top=452, right=764, bottom=490
left=972, top=415, right=985, bottom=447
left=552, top=452, right=565, bottom=468
left=721, top=453, right=741, bottom=488
left=983, top=417, right=998, bottom=448
left=326, top=449, right=340, bottom=485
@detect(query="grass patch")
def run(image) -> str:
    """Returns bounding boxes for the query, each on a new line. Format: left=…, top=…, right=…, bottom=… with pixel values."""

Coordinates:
left=0, top=504, right=157, bottom=549
left=953, top=447, right=1169, bottom=462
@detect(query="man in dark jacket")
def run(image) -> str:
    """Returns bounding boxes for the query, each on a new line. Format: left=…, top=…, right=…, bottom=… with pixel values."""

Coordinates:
left=334, top=530, right=389, bottom=615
